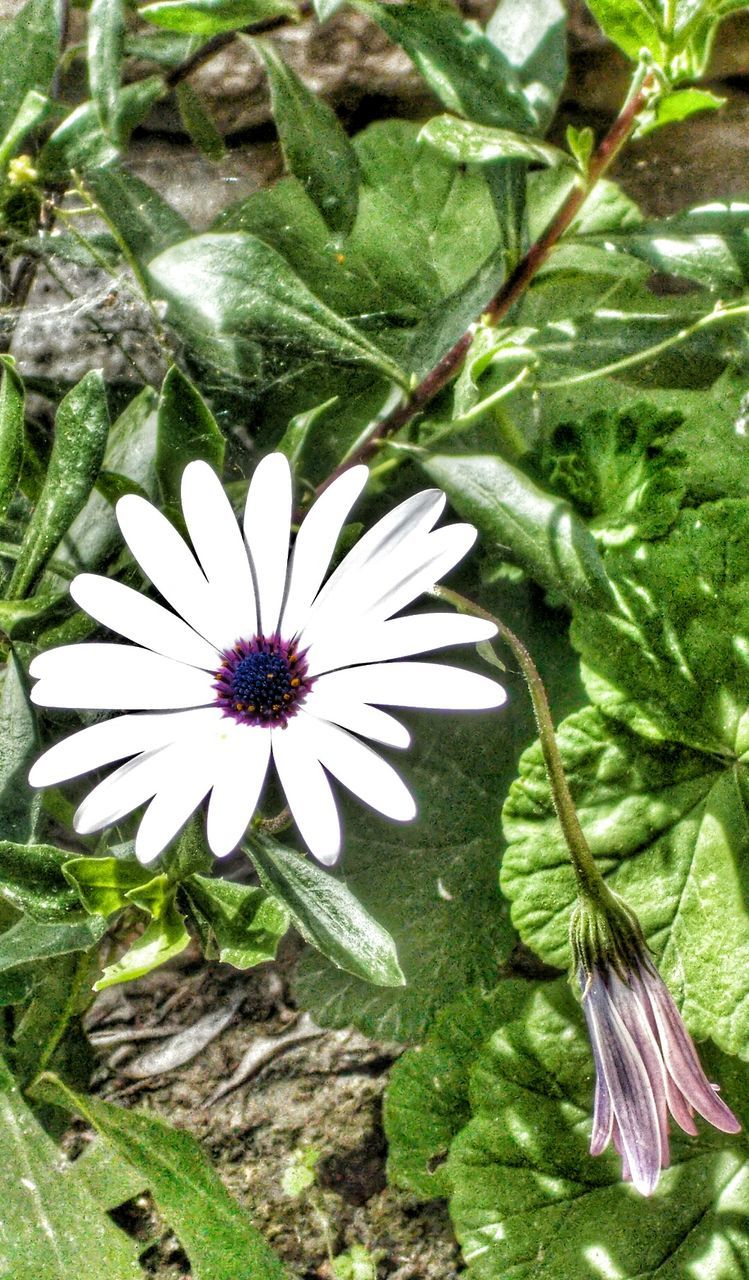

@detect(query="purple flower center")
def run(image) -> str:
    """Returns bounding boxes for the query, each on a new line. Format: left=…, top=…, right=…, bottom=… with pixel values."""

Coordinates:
left=212, top=635, right=311, bottom=728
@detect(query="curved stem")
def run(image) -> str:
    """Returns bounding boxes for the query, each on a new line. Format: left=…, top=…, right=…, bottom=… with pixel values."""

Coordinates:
left=434, top=585, right=605, bottom=900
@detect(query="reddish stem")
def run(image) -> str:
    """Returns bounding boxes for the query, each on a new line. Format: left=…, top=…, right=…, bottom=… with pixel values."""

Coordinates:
left=319, top=76, right=652, bottom=493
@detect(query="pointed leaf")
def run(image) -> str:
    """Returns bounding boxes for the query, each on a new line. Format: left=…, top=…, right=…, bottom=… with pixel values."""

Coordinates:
left=0, top=0, right=60, bottom=141
left=155, top=365, right=225, bottom=514
left=420, top=116, right=572, bottom=169
left=184, top=874, right=290, bottom=968
left=0, top=651, right=41, bottom=843
left=88, top=0, right=126, bottom=141
left=138, top=0, right=297, bottom=34
left=0, top=359, right=25, bottom=525
left=0, top=842, right=79, bottom=921
left=94, top=899, right=190, bottom=990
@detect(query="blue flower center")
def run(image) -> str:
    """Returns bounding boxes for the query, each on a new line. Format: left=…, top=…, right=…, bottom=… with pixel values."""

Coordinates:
left=212, top=635, right=311, bottom=728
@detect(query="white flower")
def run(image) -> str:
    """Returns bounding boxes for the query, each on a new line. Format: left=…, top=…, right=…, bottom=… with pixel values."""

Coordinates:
left=28, top=455, right=504, bottom=865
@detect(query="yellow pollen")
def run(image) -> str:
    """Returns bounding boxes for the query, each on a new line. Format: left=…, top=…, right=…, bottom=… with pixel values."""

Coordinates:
left=290, top=677, right=300, bottom=687
left=248, top=704, right=256, bottom=712
left=272, top=703, right=280, bottom=712
left=235, top=702, right=244, bottom=712
left=283, top=693, right=290, bottom=702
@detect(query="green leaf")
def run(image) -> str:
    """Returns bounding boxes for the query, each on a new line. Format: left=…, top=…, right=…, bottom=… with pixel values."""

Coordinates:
left=571, top=501, right=749, bottom=752
left=275, top=396, right=338, bottom=467
left=357, top=0, right=537, bottom=131
left=638, top=85, right=724, bottom=135
left=293, top=575, right=582, bottom=1042
left=485, top=0, right=567, bottom=134
left=0, top=89, right=53, bottom=171
left=61, top=385, right=158, bottom=576
left=0, top=1054, right=142, bottom=1279
left=40, top=77, right=165, bottom=181
left=313, top=0, right=343, bottom=17
left=253, top=38, right=360, bottom=234
left=384, top=980, right=533, bottom=1199
left=420, top=116, right=572, bottom=169
left=88, top=0, right=126, bottom=142
left=62, top=855, right=156, bottom=918
left=0, top=651, right=41, bottom=843
left=421, top=451, right=614, bottom=610
left=184, top=874, right=290, bottom=967
left=94, top=898, right=190, bottom=989
left=0, top=0, right=60, bottom=142
left=448, top=981, right=749, bottom=1279
left=501, top=704, right=749, bottom=1059
left=148, top=232, right=408, bottom=386
left=249, top=834, right=406, bottom=987
left=175, top=80, right=227, bottom=161
left=125, top=28, right=202, bottom=67
left=585, top=0, right=665, bottom=60
left=8, top=371, right=109, bottom=597
left=587, top=199, right=749, bottom=292
left=0, top=360, right=25, bottom=525
left=139, top=0, right=297, bottom=35
left=33, top=1072, right=288, bottom=1279
left=0, top=842, right=79, bottom=921
left=84, top=164, right=190, bottom=267
left=155, top=365, right=225, bottom=514
left=0, top=915, right=106, bottom=1005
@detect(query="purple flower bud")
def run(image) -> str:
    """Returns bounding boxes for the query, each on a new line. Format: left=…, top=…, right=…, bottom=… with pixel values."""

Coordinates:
left=580, top=952, right=740, bottom=1196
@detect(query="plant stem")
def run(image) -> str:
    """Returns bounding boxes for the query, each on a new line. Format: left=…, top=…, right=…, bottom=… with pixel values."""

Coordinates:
left=434, top=585, right=605, bottom=901
left=318, top=65, right=652, bottom=493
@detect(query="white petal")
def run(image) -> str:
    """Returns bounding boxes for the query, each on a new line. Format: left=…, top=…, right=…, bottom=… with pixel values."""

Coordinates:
left=116, top=494, right=233, bottom=651
left=303, top=488, right=445, bottom=623
left=29, top=707, right=223, bottom=787
left=271, top=717, right=340, bottom=865
left=301, top=713, right=415, bottom=821
left=303, top=684, right=410, bottom=748
left=30, top=644, right=216, bottom=710
left=312, top=661, right=506, bottom=710
left=134, top=730, right=226, bottom=863
left=74, top=746, right=176, bottom=835
left=280, top=465, right=368, bottom=640
left=70, top=574, right=220, bottom=671
left=206, top=722, right=271, bottom=857
left=180, top=461, right=257, bottom=642
left=306, top=612, right=497, bottom=677
left=299, top=524, right=477, bottom=650
left=244, top=453, right=292, bottom=636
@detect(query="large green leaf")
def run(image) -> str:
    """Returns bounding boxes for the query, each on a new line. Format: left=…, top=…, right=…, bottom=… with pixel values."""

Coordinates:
left=0, top=362, right=25, bottom=527
left=184, top=874, right=290, bottom=969
left=485, top=0, right=567, bottom=134
left=88, top=0, right=126, bottom=141
left=447, top=981, right=749, bottom=1279
left=155, top=366, right=225, bottom=515
left=421, top=452, right=613, bottom=610
left=40, top=78, right=165, bottom=181
left=384, top=980, right=533, bottom=1199
left=253, top=39, right=360, bottom=235
left=586, top=200, right=749, bottom=292
left=420, top=117, right=571, bottom=170
left=0, top=651, right=41, bottom=843
left=148, top=232, right=408, bottom=387
left=33, top=1073, right=288, bottom=1280
left=501, top=704, right=749, bottom=1058
left=294, top=579, right=584, bottom=1041
left=0, top=915, right=107, bottom=1005
left=357, top=0, right=537, bottom=131
left=84, top=165, right=190, bottom=268
left=0, top=1054, right=142, bottom=1280
left=585, top=0, right=665, bottom=60
left=248, top=835, right=405, bottom=987
left=138, top=0, right=297, bottom=35
left=571, top=501, right=749, bottom=752
left=0, top=0, right=60, bottom=142
left=0, top=842, right=79, bottom=921
left=8, top=371, right=109, bottom=598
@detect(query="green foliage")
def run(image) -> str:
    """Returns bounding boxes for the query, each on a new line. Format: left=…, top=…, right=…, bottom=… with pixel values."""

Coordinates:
left=139, top=0, right=297, bottom=36
left=155, top=365, right=225, bottom=515
left=0, top=0, right=60, bottom=142
left=88, top=0, right=126, bottom=142
left=0, top=651, right=41, bottom=842
left=184, top=873, right=290, bottom=967
left=420, top=117, right=572, bottom=170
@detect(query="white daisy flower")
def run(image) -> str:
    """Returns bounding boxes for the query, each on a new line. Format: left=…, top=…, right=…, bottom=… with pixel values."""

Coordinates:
left=28, top=455, right=505, bottom=866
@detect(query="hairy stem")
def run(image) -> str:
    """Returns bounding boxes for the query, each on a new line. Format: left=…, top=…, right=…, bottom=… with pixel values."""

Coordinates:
left=434, top=585, right=606, bottom=901
left=319, top=65, right=652, bottom=492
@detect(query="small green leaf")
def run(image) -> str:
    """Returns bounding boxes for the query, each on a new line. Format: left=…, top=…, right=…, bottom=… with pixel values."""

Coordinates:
left=148, top=232, right=408, bottom=387
left=420, top=116, right=573, bottom=169
left=275, top=397, right=338, bottom=467
left=0, top=89, right=52, bottom=171
left=63, top=855, right=159, bottom=918
left=125, top=871, right=173, bottom=918
left=638, top=86, right=725, bottom=136
left=253, top=38, right=360, bottom=234
left=0, top=1054, right=142, bottom=1279
left=0, top=842, right=79, bottom=921
left=421, top=451, right=614, bottom=610
left=32, top=1072, right=288, bottom=1279
left=448, top=981, right=749, bottom=1279
left=88, top=0, right=126, bottom=142
left=155, top=365, right=225, bottom=514
left=175, top=80, right=227, bottom=161
left=40, top=78, right=165, bottom=181
left=585, top=0, right=665, bottom=60
left=185, top=874, right=290, bottom=968
left=0, top=0, right=60, bottom=142
left=0, top=651, right=41, bottom=843
left=357, top=0, right=537, bottom=131
left=249, top=834, right=406, bottom=987
left=8, top=371, right=110, bottom=598
left=84, top=164, right=190, bottom=267
left=139, top=0, right=297, bottom=35
left=0, top=359, right=25, bottom=525
left=94, top=898, right=190, bottom=989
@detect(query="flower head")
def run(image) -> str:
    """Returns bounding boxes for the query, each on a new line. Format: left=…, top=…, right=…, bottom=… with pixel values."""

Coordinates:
left=572, top=893, right=740, bottom=1196
left=29, top=455, right=504, bottom=865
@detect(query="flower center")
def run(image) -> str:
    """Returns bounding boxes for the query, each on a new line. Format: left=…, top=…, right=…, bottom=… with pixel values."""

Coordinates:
left=212, top=635, right=311, bottom=727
